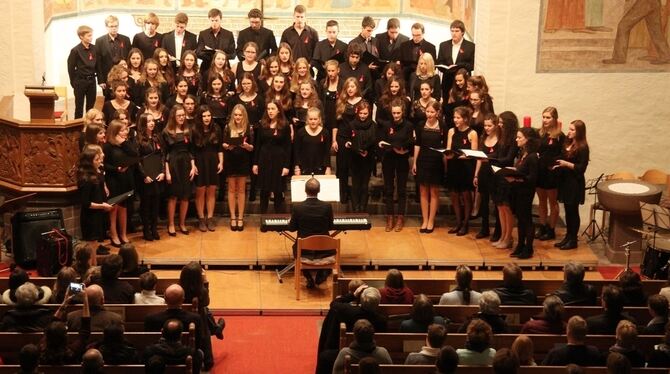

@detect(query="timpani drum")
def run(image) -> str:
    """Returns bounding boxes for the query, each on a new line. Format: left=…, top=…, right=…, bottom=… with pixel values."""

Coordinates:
left=642, top=236, right=670, bottom=279
left=597, top=180, right=663, bottom=261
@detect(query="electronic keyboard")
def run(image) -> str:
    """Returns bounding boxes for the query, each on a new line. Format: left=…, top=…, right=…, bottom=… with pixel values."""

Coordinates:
left=260, top=214, right=372, bottom=232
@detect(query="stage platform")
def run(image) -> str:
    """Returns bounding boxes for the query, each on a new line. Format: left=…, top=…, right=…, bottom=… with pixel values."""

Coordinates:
left=131, top=215, right=599, bottom=270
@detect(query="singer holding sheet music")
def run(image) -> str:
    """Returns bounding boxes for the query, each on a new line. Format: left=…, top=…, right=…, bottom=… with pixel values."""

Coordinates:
left=103, top=120, right=138, bottom=247
left=342, top=101, right=376, bottom=213
left=223, top=104, right=255, bottom=231
left=473, top=114, right=501, bottom=239
left=78, top=145, right=113, bottom=243
left=554, top=120, right=590, bottom=250
left=136, top=113, right=165, bottom=241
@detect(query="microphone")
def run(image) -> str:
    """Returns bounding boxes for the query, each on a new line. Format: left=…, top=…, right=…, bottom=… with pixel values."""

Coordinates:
left=41, top=73, right=46, bottom=86
left=620, top=240, right=637, bottom=248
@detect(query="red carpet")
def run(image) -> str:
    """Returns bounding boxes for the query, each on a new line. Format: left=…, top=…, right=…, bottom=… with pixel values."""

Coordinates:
left=210, top=315, right=322, bottom=374
left=597, top=265, right=640, bottom=280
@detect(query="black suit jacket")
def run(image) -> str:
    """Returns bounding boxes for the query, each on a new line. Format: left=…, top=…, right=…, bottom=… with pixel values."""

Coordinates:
left=196, top=27, right=236, bottom=74
left=374, top=32, right=409, bottom=62
left=437, top=39, right=475, bottom=96
left=144, top=308, right=203, bottom=348
left=95, top=33, right=132, bottom=85
left=288, top=197, right=333, bottom=239
left=161, top=30, right=198, bottom=69
left=396, top=39, right=436, bottom=82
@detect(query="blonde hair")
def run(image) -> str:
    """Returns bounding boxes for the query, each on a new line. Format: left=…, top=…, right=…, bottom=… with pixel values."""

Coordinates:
left=144, top=12, right=159, bottom=26
left=290, top=57, right=311, bottom=93
left=83, top=109, right=104, bottom=130
left=415, top=52, right=436, bottom=78
left=141, top=58, right=167, bottom=85
left=227, top=104, right=250, bottom=136
left=539, top=106, right=562, bottom=138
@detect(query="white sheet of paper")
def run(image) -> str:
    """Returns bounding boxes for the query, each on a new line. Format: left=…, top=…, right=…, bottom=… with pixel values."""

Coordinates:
left=290, top=175, right=340, bottom=202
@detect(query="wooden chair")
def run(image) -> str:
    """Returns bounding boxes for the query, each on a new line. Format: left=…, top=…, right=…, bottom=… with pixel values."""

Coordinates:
left=609, top=171, right=636, bottom=180
left=295, top=235, right=340, bottom=300
left=639, top=169, right=669, bottom=185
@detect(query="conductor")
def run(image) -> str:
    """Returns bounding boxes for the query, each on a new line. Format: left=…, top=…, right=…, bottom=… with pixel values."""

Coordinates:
left=288, top=178, right=335, bottom=289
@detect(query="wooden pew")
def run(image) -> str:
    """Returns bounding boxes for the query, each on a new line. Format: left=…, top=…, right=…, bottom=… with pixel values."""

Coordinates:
left=0, top=366, right=189, bottom=374
left=346, top=365, right=668, bottom=374
left=340, top=329, right=664, bottom=364
left=334, top=278, right=667, bottom=303
left=0, top=304, right=194, bottom=332
left=378, top=304, right=652, bottom=330
left=0, top=277, right=180, bottom=296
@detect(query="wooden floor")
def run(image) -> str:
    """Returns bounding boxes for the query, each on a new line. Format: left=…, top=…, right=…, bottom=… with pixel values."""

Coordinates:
left=131, top=215, right=598, bottom=269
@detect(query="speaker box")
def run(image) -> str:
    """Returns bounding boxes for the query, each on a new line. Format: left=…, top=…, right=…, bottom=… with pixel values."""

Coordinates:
left=12, top=209, right=65, bottom=267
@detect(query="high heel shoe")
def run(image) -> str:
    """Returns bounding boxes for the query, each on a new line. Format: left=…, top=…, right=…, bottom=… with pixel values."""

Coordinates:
left=495, top=239, right=513, bottom=249
left=457, top=224, right=469, bottom=236
left=237, top=219, right=244, bottom=231
left=448, top=223, right=461, bottom=234
left=179, top=226, right=189, bottom=235
left=230, top=219, right=237, bottom=231
left=167, top=226, right=177, bottom=237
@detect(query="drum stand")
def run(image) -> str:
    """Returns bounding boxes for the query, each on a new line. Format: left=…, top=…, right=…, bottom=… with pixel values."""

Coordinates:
left=581, top=174, right=607, bottom=244
left=615, top=240, right=637, bottom=279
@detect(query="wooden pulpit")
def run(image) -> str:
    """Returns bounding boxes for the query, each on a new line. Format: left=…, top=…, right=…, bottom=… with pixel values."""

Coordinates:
left=24, top=85, right=58, bottom=124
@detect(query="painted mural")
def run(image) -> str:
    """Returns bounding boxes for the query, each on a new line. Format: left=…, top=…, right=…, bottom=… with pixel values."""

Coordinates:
left=538, top=0, right=670, bottom=72
left=404, top=0, right=475, bottom=35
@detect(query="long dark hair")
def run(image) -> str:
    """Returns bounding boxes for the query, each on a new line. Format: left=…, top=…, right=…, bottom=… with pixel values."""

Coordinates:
left=519, top=127, right=540, bottom=155
left=379, top=76, right=406, bottom=110
left=136, top=112, right=160, bottom=148
left=192, top=105, right=221, bottom=147
left=498, top=111, right=519, bottom=149
left=179, top=261, right=205, bottom=304
left=261, top=100, right=288, bottom=131
left=77, top=145, right=102, bottom=184
left=455, top=265, right=474, bottom=305
left=564, top=120, right=589, bottom=159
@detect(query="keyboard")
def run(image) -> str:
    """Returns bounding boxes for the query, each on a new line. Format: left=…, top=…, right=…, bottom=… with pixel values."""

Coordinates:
left=260, top=214, right=372, bottom=232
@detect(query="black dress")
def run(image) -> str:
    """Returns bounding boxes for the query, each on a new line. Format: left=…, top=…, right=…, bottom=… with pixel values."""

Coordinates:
left=294, top=127, right=331, bottom=175
left=557, top=147, right=590, bottom=205
left=200, top=94, right=230, bottom=126
left=192, top=124, right=222, bottom=187
left=102, top=101, right=138, bottom=126
left=162, top=131, right=194, bottom=199
left=492, top=143, right=519, bottom=205
left=254, top=125, right=291, bottom=193
left=537, top=132, right=566, bottom=189
left=79, top=175, right=106, bottom=241
left=477, top=141, right=500, bottom=195
left=182, top=74, right=200, bottom=97
left=235, top=62, right=262, bottom=86
left=103, top=141, right=138, bottom=203
left=446, top=126, right=476, bottom=192
left=229, top=94, right=265, bottom=127
left=415, top=122, right=446, bottom=186
left=222, top=126, right=254, bottom=177
left=319, top=79, right=342, bottom=132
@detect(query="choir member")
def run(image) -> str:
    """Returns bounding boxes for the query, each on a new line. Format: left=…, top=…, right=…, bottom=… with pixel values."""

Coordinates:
left=292, top=81, right=322, bottom=132
left=396, top=23, right=436, bottom=82
left=473, top=114, right=501, bottom=239
left=374, top=18, right=409, bottom=63
left=177, top=50, right=200, bottom=97
left=334, top=77, right=363, bottom=204
left=492, top=111, right=520, bottom=248
left=536, top=107, right=566, bottom=241
left=135, top=113, right=165, bottom=241
left=446, top=106, right=478, bottom=236
left=312, top=20, right=347, bottom=81
left=412, top=99, right=445, bottom=233
left=319, top=60, right=343, bottom=134
left=161, top=13, right=197, bottom=70
left=139, top=58, right=170, bottom=103
left=80, top=108, right=105, bottom=150
left=127, top=48, right=144, bottom=104
left=200, top=75, right=230, bottom=128
left=253, top=101, right=292, bottom=214
left=153, top=48, right=176, bottom=95
left=410, top=81, right=434, bottom=128
left=132, top=13, right=162, bottom=60
left=196, top=8, right=236, bottom=78
left=342, top=101, right=376, bottom=213
left=290, top=57, right=316, bottom=94
left=164, top=76, right=190, bottom=111
left=339, top=43, right=373, bottom=103
left=444, top=68, right=470, bottom=128
left=469, top=89, right=493, bottom=137
left=350, top=16, right=380, bottom=77
left=222, top=104, right=255, bottom=231
left=264, top=75, right=294, bottom=129
left=280, top=5, right=319, bottom=62
left=102, top=80, right=137, bottom=126
left=231, top=73, right=265, bottom=127
left=554, top=120, right=590, bottom=250
left=67, top=25, right=97, bottom=119
left=204, top=51, right=236, bottom=96
left=408, top=52, right=441, bottom=101
left=294, top=107, right=331, bottom=176
left=162, top=104, right=197, bottom=236
left=140, top=86, right=170, bottom=133
left=104, top=64, right=129, bottom=100
left=374, top=62, right=402, bottom=103
left=467, top=75, right=494, bottom=113
left=277, top=42, right=295, bottom=78
left=236, top=8, right=277, bottom=62
left=83, top=123, right=106, bottom=149
left=437, top=19, right=475, bottom=101
left=183, top=94, right=198, bottom=127
left=192, top=105, right=223, bottom=232
left=96, top=15, right=131, bottom=91
left=233, top=42, right=264, bottom=86
left=377, top=76, right=411, bottom=131
left=259, top=55, right=281, bottom=95
left=78, top=145, right=112, bottom=243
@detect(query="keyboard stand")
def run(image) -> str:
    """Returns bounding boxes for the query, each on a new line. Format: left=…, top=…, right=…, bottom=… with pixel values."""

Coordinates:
left=275, top=230, right=345, bottom=283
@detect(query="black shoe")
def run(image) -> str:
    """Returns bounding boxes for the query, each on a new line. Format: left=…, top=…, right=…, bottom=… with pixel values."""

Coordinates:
left=425, top=228, right=434, bottom=234
left=510, top=245, right=524, bottom=257
left=457, top=225, right=468, bottom=236
left=143, top=229, right=154, bottom=241
left=539, top=227, right=555, bottom=241
left=248, top=192, right=256, bottom=202
left=475, top=230, right=490, bottom=239
left=554, top=236, right=569, bottom=248
left=179, top=227, right=189, bottom=235
left=560, top=239, right=578, bottom=250
left=315, top=270, right=329, bottom=285
left=96, top=245, right=110, bottom=255
left=152, top=229, right=160, bottom=240
left=306, top=276, right=316, bottom=289
left=214, top=318, right=225, bottom=340
left=517, top=247, right=534, bottom=259
left=490, top=231, right=501, bottom=242
left=535, top=224, right=547, bottom=238
left=448, top=224, right=461, bottom=234
left=110, top=240, right=122, bottom=248
left=419, top=228, right=427, bottom=233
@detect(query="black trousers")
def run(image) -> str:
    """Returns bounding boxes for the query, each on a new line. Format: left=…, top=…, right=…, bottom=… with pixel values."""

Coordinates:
left=350, top=155, right=372, bottom=212
left=139, top=184, right=160, bottom=232
left=564, top=202, right=580, bottom=239
left=514, top=191, right=535, bottom=248
left=382, top=153, right=409, bottom=216
left=336, top=147, right=350, bottom=201
left=260, top=189, right=285, bottom=214
left=73, top=77, right=97, bottom=119
left=480, top=190, right=501, bottom=233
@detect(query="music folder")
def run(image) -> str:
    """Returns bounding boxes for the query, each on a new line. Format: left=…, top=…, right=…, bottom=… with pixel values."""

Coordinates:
left=460, top=149, right=494, bottom=160
left=436, top=64, right=461, bottom=73
left=362, top=51, right=389, bottom=66
left=108, top=190, right=134, bottom=206
left=142, top=153, right=163, bottom=180
left=227, top=135, right=244, bottom=146
left=492, top=166, right=524, bottom=178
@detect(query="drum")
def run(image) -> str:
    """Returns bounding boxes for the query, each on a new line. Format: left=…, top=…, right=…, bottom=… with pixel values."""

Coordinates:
left=642, top=241, right=670, bottom=279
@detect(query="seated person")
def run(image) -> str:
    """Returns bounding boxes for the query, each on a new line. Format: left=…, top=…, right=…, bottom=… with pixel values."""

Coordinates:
left=644, top=294, right=669, bottom=335
left=405, top=324, right=447, bottom=365
left=511, top=335, right=536, bottom=366
left=542, top=316, right=603, bottom=366
left=51, top=266, right=79, bottom=304
left=332, top=319, right=392, bottom=374
left=66, top=284, right=123, bottom=332
left=41, top=287, right=91, bottom=364
left=619, top=270, right=647, bottom=306
left=357, top=357, right=380, bottom=373
left=493, top=263, right=537, bottom=305
left=379, top=269, right=414, bottom=304
left=400, top=294, right=447, bottom=333
left=606, top=352, right=631, bottom=374
left=493, top=348, right=520, bottom=374
left=586, top=285, right=636, bottom=335
left=99, top=254, right=134, bottom=304
left=81, top=348, right=105, bottom=374
left=459, top=291, right=508, bottom=334
left=88, top=322, right=138, bottom=364
left=18, top=344, right=41, bottom=374
left=143, top=319, right=202, bottom=373
left=647, top=321, right=670, bottom=367
left=608, top=320, right=645, bottom=367
left=134, top=271, right=166, bottom=304
left=456, top=319, right=496, bottom=366
left=0, top=282, right=55, bottom=332
left=118, top=243, right=150, bottom=277
left=2, top=265, right=51, bottom=305
left=551, top=261, right=597, bottom=306
left=439, top=264, right=481, bottom=305
left=435, top=346, right=459, bottom=374
left=520, top=295, right=566, bottom=334
left=73, top=242, right=93, bottom=278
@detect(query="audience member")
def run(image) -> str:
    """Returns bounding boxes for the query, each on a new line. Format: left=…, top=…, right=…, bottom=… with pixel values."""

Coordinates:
left=41, top=287, right=91, bottom=364
left=118, top=243, right=149, bottom=277
left=18, top=344, right=40, bottom=374
left=585, top=285, right=636, bottom=334
left=542, top=316, right=603, bottom=366
left=511, top=335, right=536, bottom=366
left=66, top=284, right=123, bottom=332
left=608, top=320, right=645, bottom=367
left=459, top=290, right=508, bottom=333
left=660, top=272, right=670, bottom=302
left=520, top=295, right=566, bottom=334
left=358, top=356, right=381, bottom=374
left=647, top=321, right=670, bottom=367
left=89, top=322, right=139, bottom=364
left=144, top=319, right=202, bottom=373
left=404, top=324, right=447, bottom=365
left=551, top=261, right=597, bottom=305
left=644, top=294, right=669, bottom=334
left=83, top=266, right=102, bottom=286
left=618, top=270, right=647, bottom=306
left=493, top=348, right=520, bottom=374
left=493, top=263, right=537, bottom=305
left=332, top=319, right=392, bottom=374
left=606, top=352, right=631, bottom=374
left=0, top=282, right=54, bottom=332
left=379, top=269, right=414, bottom=304
left=73, top=243, right=93, bottom=278
left=456, top=319, right=496, bottom=365
left=51, top=266, right=80, bottom=304
left=2, top=266, right=52, bottom=305
left=435, top=345, right=459, bottom=374
left=400, top=294, right=447, bottom=333
left=135, top=271, right=166, bottom=304
left=81, top=348, right=105, bottom=374
left=439, top=264, right=481, bottom=305
left=100, top=254, right=134, bottom=303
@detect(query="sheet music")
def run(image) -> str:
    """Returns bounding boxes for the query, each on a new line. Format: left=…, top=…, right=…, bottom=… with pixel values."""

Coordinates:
left=460, top=149, right=488, bottom=159
left=290, top=175, right=340, bottom=202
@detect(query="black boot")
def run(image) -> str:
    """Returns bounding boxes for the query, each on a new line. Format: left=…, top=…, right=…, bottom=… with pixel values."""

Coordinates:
left=476, top=228, right=490, bottom=239
left=143, top=227, right=153, bottom=241
left=535, top=224, right=547, bottom=238
left=560, top=237, right=578, bottom=250
left=517, top=245, right=534, bottom=259
left=554, top=236, right=569, bottom=248
left=510, top=242, right=524, bottom=257
left=539, top=226, right=555, bottom=241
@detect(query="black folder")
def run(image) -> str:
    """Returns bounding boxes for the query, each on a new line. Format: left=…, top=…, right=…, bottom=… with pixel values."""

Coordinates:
left=362, top=51, right=389, bottom=66
left=142, top=153, right=163, bottom=180
left=108, top=190, right=134, bottom=206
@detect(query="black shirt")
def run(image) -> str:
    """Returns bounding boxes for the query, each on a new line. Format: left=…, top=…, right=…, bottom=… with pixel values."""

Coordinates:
left=585, top=312, right=637, bottom=335
left=312, top=39, right=347, bottom=81
left=236, top=26, right=277, bottom=61
left=493, top=286, right=538, bottom=305
left=132, top=32, right=162, bottom=60
left=339, top=62, right=373, bottom=101
left=196, top=27, right=236, bottom=73
left=95, top=33, right=132, bottom=85
left=375, top=31, right=409, bottom=62
left=542, top=344, right=604, bottom=366
left=280, top=25, right=319, bottom=61
left=67, top=42, right=97, bottom=85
